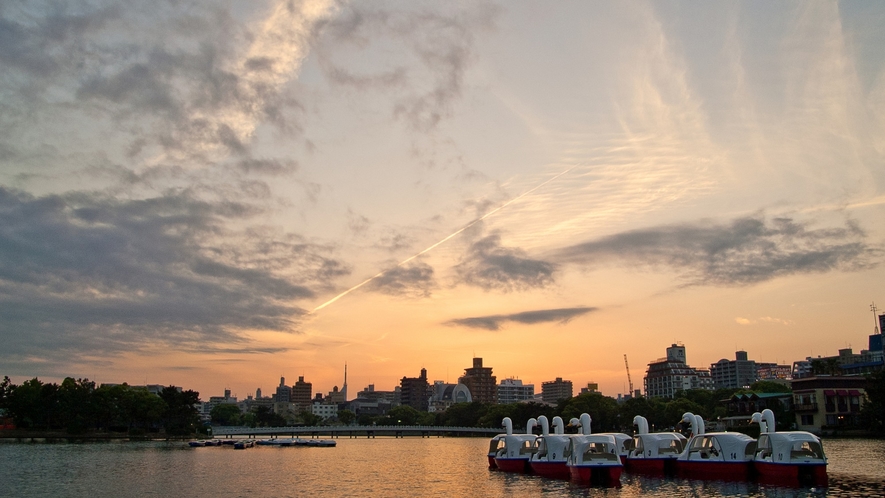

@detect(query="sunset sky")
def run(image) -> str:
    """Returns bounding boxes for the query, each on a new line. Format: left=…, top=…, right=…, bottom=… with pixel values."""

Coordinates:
left=2, top=1, right=884, bottom=401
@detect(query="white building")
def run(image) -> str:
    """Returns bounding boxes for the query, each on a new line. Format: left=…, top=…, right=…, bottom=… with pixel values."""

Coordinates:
left=311, top=402, right=339, bottom=421
left=644, top=344, right=714, bottom=399
left=497, top=378, right=535, bottom=404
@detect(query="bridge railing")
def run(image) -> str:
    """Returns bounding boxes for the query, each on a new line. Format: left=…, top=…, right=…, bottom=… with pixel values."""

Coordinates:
left=211, top=425, right=500, bottom=436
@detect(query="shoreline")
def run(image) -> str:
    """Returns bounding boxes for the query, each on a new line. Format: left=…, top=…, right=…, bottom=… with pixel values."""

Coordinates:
left=0, top=430, right=199, bottom=443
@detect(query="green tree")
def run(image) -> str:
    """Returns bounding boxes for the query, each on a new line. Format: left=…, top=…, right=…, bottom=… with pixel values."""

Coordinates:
left=384, top=405, right=423, bottom=425
left=299, top=410, right=322, bottom=426
left=210, top=403, right=242, bottom=426
left=561, top=393, right=621, bottom=431
left=6, top=378, right=56, bottom=429
left=749, top=381, right=791, bottom=393
left=159, top=387, right=200, bottom=436
left=437, top=402, right=489, bottom=427
left=661, top=397, right=705, bottom=432
left=357, top=413, right=377, bottom=426
left=860, top=369, right=885, bottom=435
left=57, top=377, right=96, bottom=434
left=337, top=409, right=356, bottom=426
left=253, top=405, right=287, bottom=427
left=0, top=376, right=12, bottom=412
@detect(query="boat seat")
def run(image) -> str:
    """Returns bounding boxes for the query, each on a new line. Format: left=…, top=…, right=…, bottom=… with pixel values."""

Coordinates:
left=790, top=450, right=816, bottom=459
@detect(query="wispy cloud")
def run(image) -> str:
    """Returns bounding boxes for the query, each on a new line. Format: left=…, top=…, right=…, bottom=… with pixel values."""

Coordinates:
left=1, top=0, right=338, bottom=169
left=314, top=2, right=499, bottom=132
left=553, top=214, right=879, bottom=286
left=735, top=316, right=794, bottom=326
left=445, top=307, right=597, bottom=331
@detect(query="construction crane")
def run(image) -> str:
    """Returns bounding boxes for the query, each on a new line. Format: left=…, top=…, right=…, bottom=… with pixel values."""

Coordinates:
left=624, top=354, right=634, bottom=396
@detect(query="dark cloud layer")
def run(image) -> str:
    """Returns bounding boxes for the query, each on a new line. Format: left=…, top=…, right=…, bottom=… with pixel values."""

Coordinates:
left=0, top=187, right=345, bottom=366
left=553, top=215, right=879, bottom=285
left=366, top=261, right=436, bottom=298
left=445, top=307, right=596, bottom=331
left=454, top=234, right=556, bottom=291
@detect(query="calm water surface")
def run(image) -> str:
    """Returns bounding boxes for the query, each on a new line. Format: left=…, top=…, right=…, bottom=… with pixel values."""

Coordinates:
left=1, top=437, right=883, bottom=497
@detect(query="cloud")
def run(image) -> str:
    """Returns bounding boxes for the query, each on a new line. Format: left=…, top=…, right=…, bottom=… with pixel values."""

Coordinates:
left=366, top=260, right=436, bottom=298
left=0, top=186, right=346, bottom=366
left=553, top=215, right=879, bottom=286
left=445, top=307, right=597, bottom=331
left=735, top=316, right=794, bottom=326
left=1, top=1, right=337, bottom=164
left=314, top=2, right=499, bottom=132
left=454, top=234, right=556, bottom=291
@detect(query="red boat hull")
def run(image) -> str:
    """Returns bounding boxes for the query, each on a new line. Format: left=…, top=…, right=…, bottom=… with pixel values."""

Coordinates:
left=626, top=457, right=678, bottom=475
left=488, top=455, right=497, bottom=469
left=755, top=461, right=828, bottom=487
left=529, top=461, right=570, bottom=480
left=494, top=457, right=530, bottom=473
left=677, top=460, right=752, bottom=481
left=568, top=465, right=622, bottom=485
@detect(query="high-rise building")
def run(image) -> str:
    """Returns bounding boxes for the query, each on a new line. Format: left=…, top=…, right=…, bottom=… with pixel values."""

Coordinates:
left=400, top=368, right=430, bottom=411
left=459, top=358, right=497, bottom=404
left=497, top=378, right=534, bottom=404
left=274, top=376, right=291, bottom=403
left=710, top=351, right=758, bottom=389
left=644, top=343, right=714, bottom=398
left=541, top=377, right=573, bottom=404
left=292, top=376, right=312, bottom=411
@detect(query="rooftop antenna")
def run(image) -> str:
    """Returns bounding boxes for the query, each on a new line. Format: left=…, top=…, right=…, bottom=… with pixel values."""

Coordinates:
left=872, top=302, right=880, bottom=334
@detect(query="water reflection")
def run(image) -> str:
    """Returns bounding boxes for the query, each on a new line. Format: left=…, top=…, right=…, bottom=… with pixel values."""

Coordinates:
left=0, top=437, right=882, bottom=497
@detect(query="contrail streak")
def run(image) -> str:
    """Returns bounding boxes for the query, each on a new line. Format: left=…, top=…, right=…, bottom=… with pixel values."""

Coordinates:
left=311, top=167, right=575, bottom=312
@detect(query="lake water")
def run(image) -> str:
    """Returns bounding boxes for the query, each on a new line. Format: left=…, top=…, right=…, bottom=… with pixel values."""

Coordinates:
left=0, top=437, right=883, bottom=497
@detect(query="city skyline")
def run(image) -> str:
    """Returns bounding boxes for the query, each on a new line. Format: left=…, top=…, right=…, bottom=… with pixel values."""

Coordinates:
left=2, top=2, right=884, bottom=401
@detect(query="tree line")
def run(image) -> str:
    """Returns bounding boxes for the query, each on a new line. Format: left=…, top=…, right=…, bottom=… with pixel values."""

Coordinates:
left=0, top=377, right=201, bottom=436
left=4, top=373, right=883, bottom=436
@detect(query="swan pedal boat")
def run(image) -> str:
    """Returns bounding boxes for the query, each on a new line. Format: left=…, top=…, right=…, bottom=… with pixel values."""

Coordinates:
left=676, top=432, right=756, bottom=480
left=625, top=415, right=686, bottom=474
left=528, top=416, right=571, bottom=479
left=626, top=433, right=686, bottom=474
left=492, top=417, right=538, bottom=473
left=566, top=434, right=624, bottom=485
left=752, top=409, right=827, bottom=486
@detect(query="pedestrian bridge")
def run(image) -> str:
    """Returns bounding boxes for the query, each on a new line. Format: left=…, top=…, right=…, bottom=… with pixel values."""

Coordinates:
left=211, top=425, right=500, bottom=438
